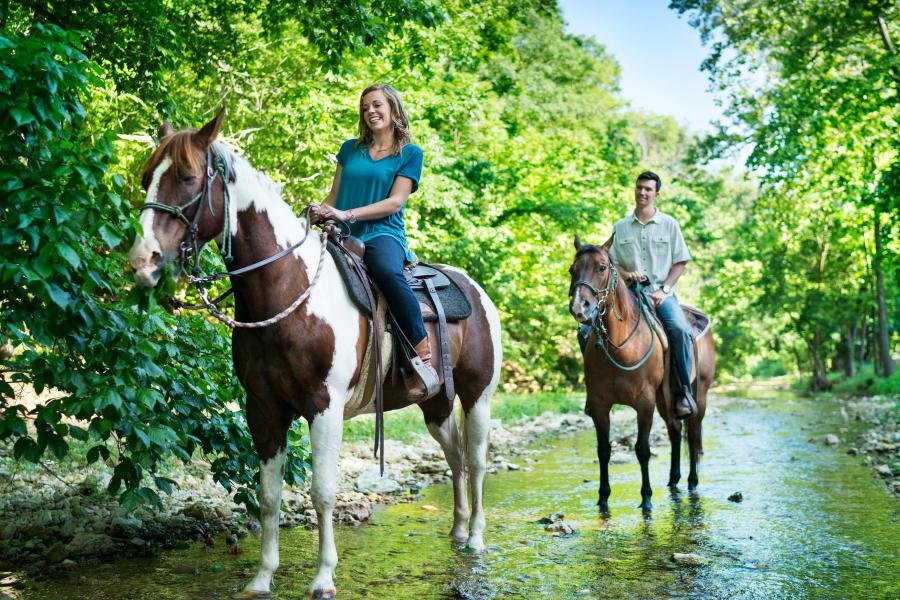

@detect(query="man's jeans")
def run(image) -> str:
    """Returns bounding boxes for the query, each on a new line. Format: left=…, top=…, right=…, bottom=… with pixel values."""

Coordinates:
left=656, top=294, right=693, bottom=389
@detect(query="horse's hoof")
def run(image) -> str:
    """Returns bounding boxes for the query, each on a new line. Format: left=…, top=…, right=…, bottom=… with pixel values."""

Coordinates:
left=465, top=536, right=486, bottom=553
left=450, top=526, right=468, bottom=544
left=308, top=588, right=336, bottom=600
left=239, top=588, right=271, bottom=598
left=639, top=500, right=653, bottom=512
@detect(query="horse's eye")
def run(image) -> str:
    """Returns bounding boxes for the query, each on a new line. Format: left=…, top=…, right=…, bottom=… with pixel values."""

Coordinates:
left=597, top=264, right=607, bottom=272
left=180, top=175, right=197, bottom=184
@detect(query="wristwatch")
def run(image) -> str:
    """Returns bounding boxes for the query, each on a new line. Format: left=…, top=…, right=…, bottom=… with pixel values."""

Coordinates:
left=346, top=209, right=357, bottom=224
left=661, top=284, right=672, bottom=295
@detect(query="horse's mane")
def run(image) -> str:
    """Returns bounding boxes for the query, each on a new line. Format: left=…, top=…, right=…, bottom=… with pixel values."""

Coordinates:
left=141, top=130, right=206, bottom=188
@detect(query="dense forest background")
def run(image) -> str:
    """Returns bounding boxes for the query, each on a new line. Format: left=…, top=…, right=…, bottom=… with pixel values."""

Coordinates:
left=1, top=0, right=897, bottom=507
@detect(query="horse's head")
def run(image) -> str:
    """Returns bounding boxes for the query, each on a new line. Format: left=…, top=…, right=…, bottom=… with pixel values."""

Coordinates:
left=568, top=234, right=615, bottom=323
left=129, top=108, right=230, bottom=287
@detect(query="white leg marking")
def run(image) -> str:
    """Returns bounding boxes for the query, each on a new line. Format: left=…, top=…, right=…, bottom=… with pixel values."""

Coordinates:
left=245, top=448, right=286, bottom=595
left=426, top=416, right=470, bottom=542
left=308, top=401, right=344, bottom=597
left=442, top=267, right=502, bottom=553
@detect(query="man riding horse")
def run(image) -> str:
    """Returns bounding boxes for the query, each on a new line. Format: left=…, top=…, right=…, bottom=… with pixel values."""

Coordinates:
left=580, top=171, right=698, bottom=419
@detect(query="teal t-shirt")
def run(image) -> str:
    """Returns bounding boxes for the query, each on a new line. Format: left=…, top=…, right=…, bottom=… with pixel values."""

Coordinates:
left=335, top=139, right=423, bottom=261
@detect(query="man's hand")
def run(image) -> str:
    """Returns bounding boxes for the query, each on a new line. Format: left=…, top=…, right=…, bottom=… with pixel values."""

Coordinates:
left=650, top=288, right=667, bottom=308
left=621, top=270, right=648, bottom=284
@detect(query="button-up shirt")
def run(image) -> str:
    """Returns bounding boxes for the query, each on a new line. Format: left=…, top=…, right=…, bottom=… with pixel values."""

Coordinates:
left=609, top=208, right=691, bottom=292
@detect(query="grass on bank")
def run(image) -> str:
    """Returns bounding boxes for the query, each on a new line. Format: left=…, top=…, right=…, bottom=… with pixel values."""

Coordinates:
left=789, top=363, right=900, bottom=396
left=343, top=391, right=584, bottom=444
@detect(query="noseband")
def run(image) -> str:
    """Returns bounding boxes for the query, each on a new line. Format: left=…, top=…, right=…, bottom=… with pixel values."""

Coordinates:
left=570, top=262, right=621, bottom=321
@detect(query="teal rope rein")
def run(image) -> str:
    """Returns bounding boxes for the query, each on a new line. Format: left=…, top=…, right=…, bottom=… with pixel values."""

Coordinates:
left=589, top=273, right=657, bottom=372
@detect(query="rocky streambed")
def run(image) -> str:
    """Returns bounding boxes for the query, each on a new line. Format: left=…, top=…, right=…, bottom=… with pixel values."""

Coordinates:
left=0, top=410, right=614, bottom=581
left=0, top=390, right=896, bottom=591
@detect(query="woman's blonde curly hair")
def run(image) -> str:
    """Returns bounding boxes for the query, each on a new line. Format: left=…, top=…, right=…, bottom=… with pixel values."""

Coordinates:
left=356, top=83, right=411, bottom=155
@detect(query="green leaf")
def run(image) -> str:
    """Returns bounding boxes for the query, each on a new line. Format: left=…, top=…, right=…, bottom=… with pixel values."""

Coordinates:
left=10, top=107, right=35, bottom=126
left=43, top=282, right=70, bottom=310
left=98, top=224, right=123, bottom=248
left=57, top=244, right=81, bottom=269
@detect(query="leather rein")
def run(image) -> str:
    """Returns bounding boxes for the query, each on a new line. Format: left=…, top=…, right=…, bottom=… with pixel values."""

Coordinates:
left=138, top=148, right=326, bottom=328
left=571, top=262, right=657, bottom=371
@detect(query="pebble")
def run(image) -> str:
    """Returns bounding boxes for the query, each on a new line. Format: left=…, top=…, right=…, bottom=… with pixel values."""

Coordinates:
left=672, top=552, right=709, bottom=565
left=544, top=521, right=576, bottom=536
left=824, top=434, right=840, bottom=447
left=727, top=491, right=743, bottom=503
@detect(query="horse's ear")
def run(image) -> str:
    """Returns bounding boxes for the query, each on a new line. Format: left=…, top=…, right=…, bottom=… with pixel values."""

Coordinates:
left=601, top=235, right=613, bottom=251
left=574, top=235, right=582, bottom=250
left=158, top=121, right=174, bottom=140
left=194, top=106, right=225, bottom=149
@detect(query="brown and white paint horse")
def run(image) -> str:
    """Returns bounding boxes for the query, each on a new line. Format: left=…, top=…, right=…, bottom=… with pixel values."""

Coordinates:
left=128, top=109, right=501, bottom=598
left=568, top=236, right=715, bottom=512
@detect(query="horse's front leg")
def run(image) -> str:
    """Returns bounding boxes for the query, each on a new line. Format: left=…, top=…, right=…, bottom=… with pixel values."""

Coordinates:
left=635, top=403, right=654, bottom=512
left=244, top=396, right=292, bottom=596
left=307, top=402, right=344, bottom=599
left=590, top=398, right=612, bottom=513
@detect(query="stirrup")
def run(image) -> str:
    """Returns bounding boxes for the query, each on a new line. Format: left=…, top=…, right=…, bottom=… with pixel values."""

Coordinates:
left=408, top=356, right=440, bottom=400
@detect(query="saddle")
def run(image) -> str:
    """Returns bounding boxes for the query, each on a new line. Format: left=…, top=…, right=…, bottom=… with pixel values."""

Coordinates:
left=327, top=232, right=472, bottom=471
left=632, top=285, right=711, bottom=406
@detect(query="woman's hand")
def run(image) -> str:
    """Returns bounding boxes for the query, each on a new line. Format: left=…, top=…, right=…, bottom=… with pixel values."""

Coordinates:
left=317, top=204, right=350, bottom=222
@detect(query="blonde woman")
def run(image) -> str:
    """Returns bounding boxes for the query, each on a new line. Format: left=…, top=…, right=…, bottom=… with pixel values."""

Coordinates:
left=319, top=84, right=438, bottom=400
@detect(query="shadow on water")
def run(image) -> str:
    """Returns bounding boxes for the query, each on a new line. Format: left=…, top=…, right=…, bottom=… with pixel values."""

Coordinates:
left=19, top=392, right=900, bottom=599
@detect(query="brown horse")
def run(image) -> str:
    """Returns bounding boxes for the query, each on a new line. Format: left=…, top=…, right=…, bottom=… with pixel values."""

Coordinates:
left=568, top=235, right=715, bottom=512
left=128, top=109, right=501, bottom=598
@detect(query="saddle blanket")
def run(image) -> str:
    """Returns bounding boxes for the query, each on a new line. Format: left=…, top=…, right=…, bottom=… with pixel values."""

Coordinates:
left=327, top=242, right=473, bottom=322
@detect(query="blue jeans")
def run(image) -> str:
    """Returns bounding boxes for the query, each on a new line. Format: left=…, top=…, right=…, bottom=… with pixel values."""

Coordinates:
left=364, top=235, right=426, bottom=346
left=656, top=294, right=693, bottom=388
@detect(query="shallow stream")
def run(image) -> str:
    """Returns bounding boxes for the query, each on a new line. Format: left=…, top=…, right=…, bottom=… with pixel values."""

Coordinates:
left=22, top=392, right=900, bottom=598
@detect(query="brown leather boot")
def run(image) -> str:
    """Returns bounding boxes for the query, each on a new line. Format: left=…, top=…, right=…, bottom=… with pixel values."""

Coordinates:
left=407, top=337, right=440, bottom=401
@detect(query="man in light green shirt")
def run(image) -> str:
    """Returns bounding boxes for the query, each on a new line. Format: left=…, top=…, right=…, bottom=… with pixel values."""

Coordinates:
left=610, top=171, right=697, bottom=419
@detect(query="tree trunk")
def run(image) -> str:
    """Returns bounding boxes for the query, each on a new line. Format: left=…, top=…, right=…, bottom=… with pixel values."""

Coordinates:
left=874, top=205, right=894, bottom=376
left=859, top=316, right=869, bottom=366
left=846, top=323, right=856, bottom=377
left=808, top=336, right=832, bottom=391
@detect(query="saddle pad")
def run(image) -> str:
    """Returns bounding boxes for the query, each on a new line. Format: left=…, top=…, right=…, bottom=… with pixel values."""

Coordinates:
left=327, top=243, right=472, bottom=322
left=681, top=304, right=711, bottom=339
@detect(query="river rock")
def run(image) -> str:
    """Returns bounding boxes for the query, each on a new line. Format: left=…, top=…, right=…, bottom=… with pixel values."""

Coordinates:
left=876, top=464, right=894, bottom=477
left=111, top=516, right=143, bottom=534
left=672, top=553, right=709, bottom=565
left=66, top=533, right=116, bottom=557
left=334, top=496, right=373, bottom=525
left=544, top=521, right=576, bottom=535
left=44, top=542, right=67, bottom=564
left=609, top=451, right=632, bottom=464
left=728, top=491, right=743, bottom=502
left=824, top=434, right=840, bottom=447
left=355, top=469, right=401, bottom=494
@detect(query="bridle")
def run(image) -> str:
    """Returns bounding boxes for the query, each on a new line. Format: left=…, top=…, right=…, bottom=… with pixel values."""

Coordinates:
left=138, top=146, right=327, bottom=328
left=570, top=257, right=657, bottom=371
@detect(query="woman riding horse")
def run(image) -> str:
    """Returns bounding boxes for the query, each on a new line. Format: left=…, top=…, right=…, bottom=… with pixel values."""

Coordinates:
left=316, top=83, right=439, bottom=401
